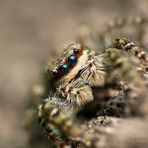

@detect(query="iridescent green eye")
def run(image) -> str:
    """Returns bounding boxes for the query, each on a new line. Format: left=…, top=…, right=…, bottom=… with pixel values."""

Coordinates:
left=60, top=64, right=69, bottom=74
left=68, top=55, right=77, bottom=66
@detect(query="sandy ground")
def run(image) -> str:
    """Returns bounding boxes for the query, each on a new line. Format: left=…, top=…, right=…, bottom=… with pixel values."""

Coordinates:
left=0, top=0, right=148, bottom=148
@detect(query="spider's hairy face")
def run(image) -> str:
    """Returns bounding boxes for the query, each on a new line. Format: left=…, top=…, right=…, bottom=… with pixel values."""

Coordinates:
left=49, top=43, right=91, bottom=84
left=47, top=43, right=106, bottom=108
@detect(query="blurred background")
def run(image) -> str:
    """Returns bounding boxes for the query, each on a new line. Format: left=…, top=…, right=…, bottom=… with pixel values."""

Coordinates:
left=0, top=0, right=148, bottom=148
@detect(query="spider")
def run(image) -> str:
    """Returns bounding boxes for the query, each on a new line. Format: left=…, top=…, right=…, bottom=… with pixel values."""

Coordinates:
left=37, top=36, right=148, bottom=148
left=38, top=42, right=107, bottom=148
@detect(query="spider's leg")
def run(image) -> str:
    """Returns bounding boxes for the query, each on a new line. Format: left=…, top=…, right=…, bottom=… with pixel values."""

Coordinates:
left=38, top=81, right=94, bottom=148
left=38, top=101, right=71, bottom=148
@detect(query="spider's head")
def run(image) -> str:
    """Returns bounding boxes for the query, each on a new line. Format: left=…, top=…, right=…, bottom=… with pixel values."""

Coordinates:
left=47, top=43, right=91, bottom=84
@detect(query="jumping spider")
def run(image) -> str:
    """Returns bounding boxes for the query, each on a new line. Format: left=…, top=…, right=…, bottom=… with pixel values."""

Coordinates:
left=38, top=42, right=107, bottom=147
left=36, top=16, right=148, bottom=148
left=37, top=36, right=148, bottom=148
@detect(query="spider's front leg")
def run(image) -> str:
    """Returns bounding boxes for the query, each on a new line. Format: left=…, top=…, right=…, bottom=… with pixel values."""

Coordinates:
left=38, top=79, right=94, bottom=148
left=38, top=100, right=71, bottom=147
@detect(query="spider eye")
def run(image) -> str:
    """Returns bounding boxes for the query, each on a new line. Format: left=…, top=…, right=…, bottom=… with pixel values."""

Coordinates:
left=60, top=64, right=69, bottom=75
left=73, top=48, right=79, bottom=54
left=52, top=70, right=58, bottom=78
left=68, top=55, right=77, bottom=66
left=52, top=70, right=57, bottom=76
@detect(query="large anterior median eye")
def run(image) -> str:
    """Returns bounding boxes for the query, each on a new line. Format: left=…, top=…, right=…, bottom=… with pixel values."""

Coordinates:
left=60, top=64, right=69, bottom=75
left=68, top=55, right=77, bottom=66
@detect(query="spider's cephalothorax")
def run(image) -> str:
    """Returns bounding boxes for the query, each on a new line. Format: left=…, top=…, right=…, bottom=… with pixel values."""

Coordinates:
left=47, top=43, right=106, bottom=110
left=38, top=43, right=107, bottom=147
